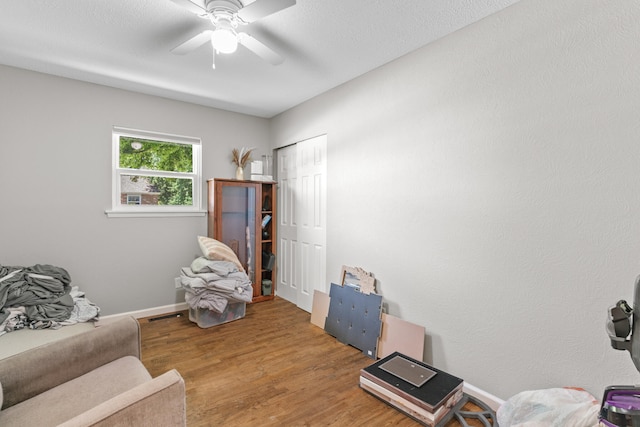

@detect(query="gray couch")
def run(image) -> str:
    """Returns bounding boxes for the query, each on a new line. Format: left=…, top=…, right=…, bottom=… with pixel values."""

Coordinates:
left=0, top=316, right=186, bottom=426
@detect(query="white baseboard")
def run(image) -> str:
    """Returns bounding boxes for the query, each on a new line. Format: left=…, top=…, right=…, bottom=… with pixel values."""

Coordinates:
left=463, top=382, right=504, bottom=412
left=100, top=302, right=189, bottom=321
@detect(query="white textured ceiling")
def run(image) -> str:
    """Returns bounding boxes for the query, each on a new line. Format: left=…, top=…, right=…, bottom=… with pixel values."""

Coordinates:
left=0, top=0, right=520, bottom=118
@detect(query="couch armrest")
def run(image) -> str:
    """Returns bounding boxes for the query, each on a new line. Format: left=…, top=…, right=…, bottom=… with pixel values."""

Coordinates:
left=58, top=370, right=186, bottom=427
left=0, top=316, right=141, bottom=409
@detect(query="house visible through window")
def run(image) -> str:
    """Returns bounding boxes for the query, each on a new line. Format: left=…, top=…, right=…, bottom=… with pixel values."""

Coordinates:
left=108, top=126, right=203, bottom=217
left=126, top=194, right=142, bottom=205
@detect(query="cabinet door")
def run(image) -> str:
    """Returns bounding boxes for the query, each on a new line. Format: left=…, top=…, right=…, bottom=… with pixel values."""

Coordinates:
left=214, top=182, right=258, bottom=284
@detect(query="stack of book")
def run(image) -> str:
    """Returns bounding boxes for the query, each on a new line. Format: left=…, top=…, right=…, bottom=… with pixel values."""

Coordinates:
left=360, top=352, right=464, bottom=426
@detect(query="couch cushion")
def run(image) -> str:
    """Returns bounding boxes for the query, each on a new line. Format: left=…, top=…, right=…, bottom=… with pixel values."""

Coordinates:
left=0, top=356, right=151, bottom=427
left=0, top=322, right=95, bottom=360
left=59, top=370, right=186, bottom=427
left=0, top=316, right=141, bottom=410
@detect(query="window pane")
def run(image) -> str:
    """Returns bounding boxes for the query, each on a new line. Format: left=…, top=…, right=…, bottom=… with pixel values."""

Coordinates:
left=120, top=175, right=193, bottom=206
left=119, top=137, right=193, bottom=173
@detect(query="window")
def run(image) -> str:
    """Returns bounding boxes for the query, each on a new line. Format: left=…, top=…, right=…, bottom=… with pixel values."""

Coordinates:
left=107, top=126, right=204, bottom=217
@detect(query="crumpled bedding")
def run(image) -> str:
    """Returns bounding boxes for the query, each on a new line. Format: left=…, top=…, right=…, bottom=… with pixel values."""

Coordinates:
left=62, top=286, right=101, bottom=325
left=180, top=257, right=253, bottom=313
left=0, top=264, right=100, bottom=335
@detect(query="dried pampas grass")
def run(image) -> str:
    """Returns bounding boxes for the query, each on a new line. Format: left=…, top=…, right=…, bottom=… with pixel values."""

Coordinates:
left=232, top=147, right=255, bottom=168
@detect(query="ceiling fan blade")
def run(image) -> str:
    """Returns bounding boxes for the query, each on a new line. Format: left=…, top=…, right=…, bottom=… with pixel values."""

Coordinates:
left=169, top=0, right=208, bottom=16
left=171, top=30, right=213, bottom=55
left=238, top=32, right=284, bottom=65
left=237, top=0, right=296, bottom=23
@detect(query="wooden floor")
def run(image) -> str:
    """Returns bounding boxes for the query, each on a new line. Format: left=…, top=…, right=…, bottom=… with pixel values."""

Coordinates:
left=139, top=297, right=491, bottom=426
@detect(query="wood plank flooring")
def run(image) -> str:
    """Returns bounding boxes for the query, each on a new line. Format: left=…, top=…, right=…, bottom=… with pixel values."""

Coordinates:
left=139, top=297, right=490, bottom=426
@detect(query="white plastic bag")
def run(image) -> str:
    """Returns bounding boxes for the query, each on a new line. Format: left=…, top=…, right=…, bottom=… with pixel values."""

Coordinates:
left=497, top=387, right=599, bottom=427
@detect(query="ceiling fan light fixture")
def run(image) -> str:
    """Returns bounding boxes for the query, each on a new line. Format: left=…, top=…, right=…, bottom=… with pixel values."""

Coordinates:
left=209, top=13, right=238, bottom=54
left=211, top=27, right=238, bottom=53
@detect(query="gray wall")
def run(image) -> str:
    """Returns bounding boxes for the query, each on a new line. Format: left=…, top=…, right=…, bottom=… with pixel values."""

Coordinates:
left=0, top=64, right=269, bottom=315
left=270, top=0, right=640, bottom=399
left=3, top=0, right=640, bottom=402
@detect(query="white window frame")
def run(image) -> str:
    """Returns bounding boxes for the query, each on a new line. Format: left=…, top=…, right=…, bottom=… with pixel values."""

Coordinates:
left=106, top=126, right=206, bottom=218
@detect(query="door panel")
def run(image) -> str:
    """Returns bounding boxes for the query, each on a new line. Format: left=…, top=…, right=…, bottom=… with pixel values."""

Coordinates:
left=276, top=145, right=297, bottom=303
left=295, top=135, right=327, bottom=312
left=276, top=135, right=327, bottom=312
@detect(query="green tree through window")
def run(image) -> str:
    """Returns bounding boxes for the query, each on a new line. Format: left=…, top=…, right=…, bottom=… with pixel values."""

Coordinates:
left=119, top=137, right=194, bottom=206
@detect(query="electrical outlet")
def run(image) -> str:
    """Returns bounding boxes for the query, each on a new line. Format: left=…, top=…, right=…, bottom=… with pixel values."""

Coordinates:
left=174, top=278, right=182, bottom=289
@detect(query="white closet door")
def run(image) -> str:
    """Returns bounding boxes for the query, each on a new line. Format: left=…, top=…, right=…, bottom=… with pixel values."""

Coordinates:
left=276, top=144, right=298, bottom=304
left=276, top=135, right=327, bottom=312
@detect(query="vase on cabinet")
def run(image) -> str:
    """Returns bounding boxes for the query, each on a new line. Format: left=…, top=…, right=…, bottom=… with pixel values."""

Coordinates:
left=235, top=166, right=244, bottom=180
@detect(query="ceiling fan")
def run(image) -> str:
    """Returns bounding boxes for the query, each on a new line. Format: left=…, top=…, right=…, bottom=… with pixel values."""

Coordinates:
left=170, top=0, right=296, bottom=69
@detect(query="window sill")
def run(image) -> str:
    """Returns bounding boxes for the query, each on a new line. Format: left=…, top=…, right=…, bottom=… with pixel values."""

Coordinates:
left=105, top=209, right=207, bottom=218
